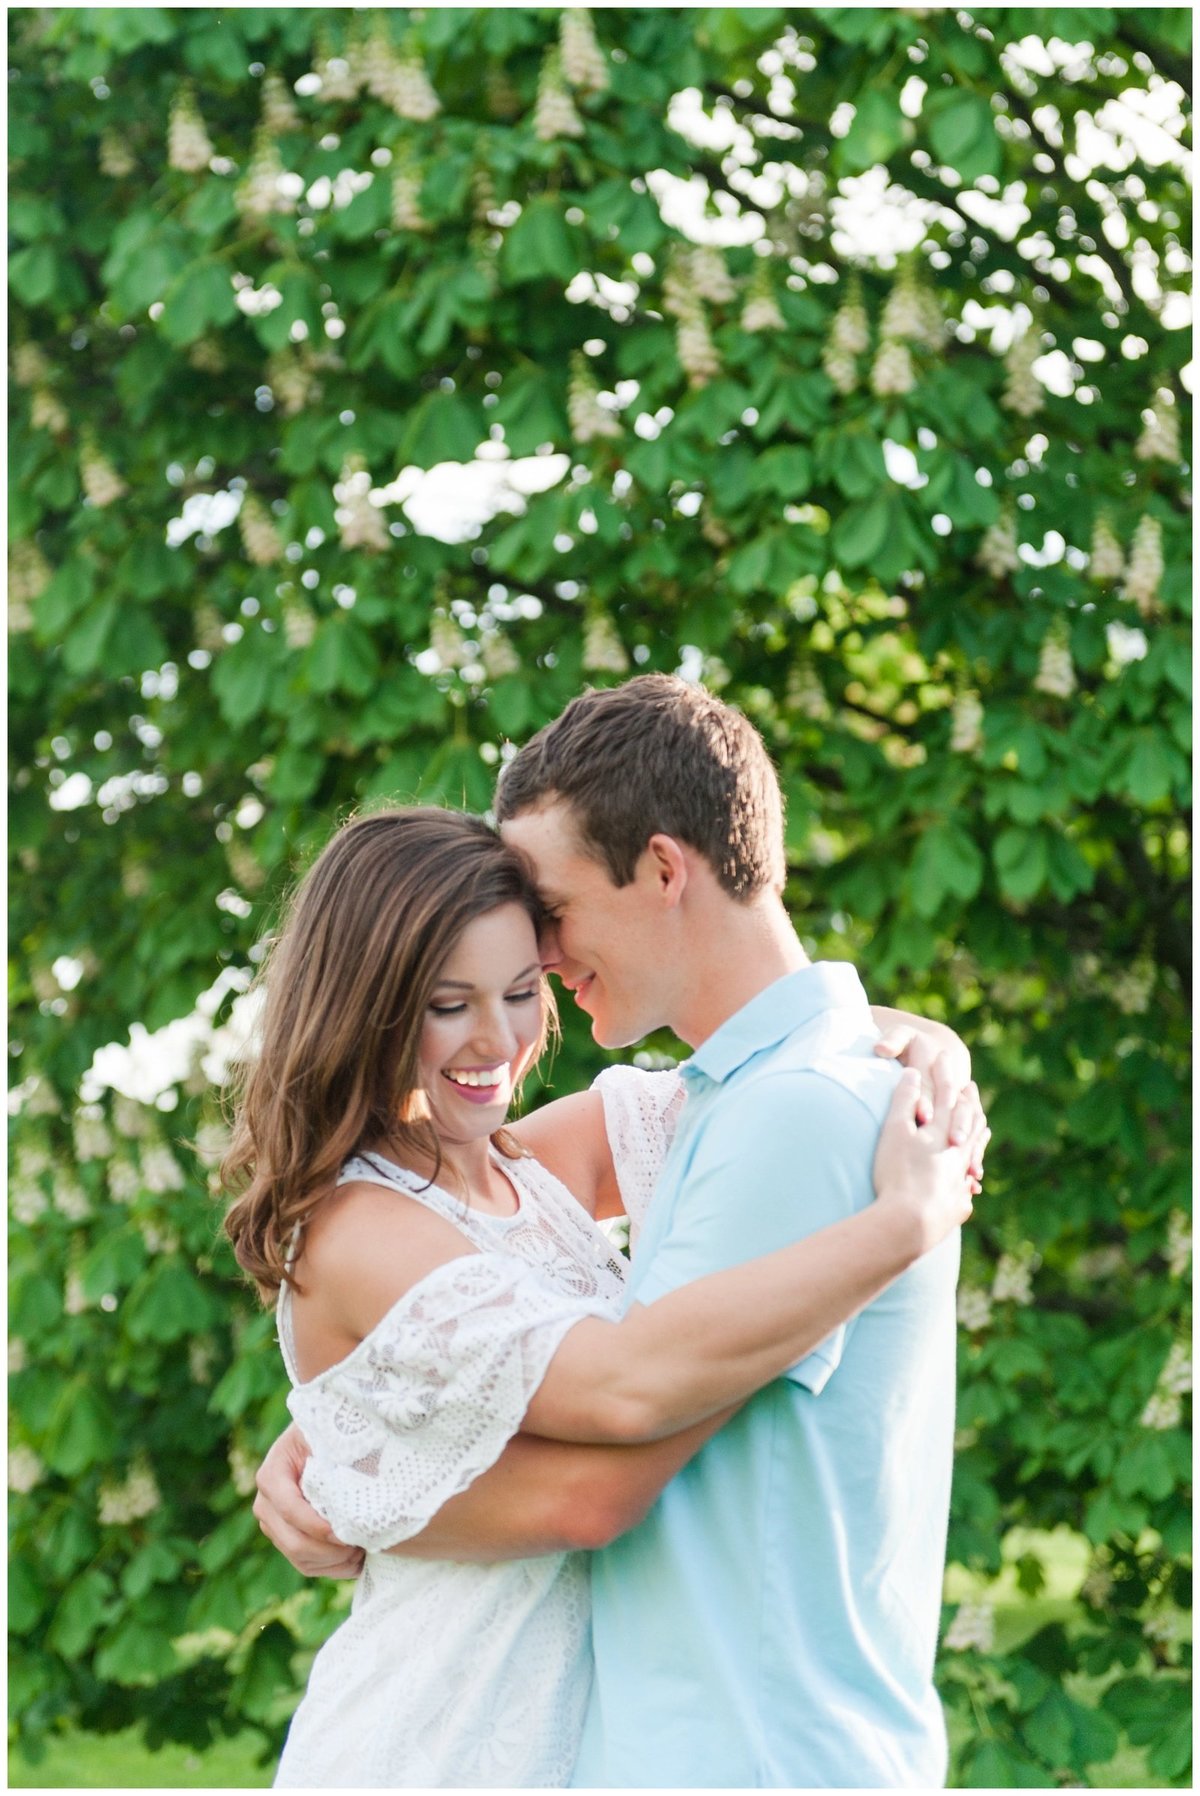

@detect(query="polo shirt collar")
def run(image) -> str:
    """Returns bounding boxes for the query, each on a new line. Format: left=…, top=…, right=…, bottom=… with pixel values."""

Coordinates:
left=681, top=961, right=868, bottom=1087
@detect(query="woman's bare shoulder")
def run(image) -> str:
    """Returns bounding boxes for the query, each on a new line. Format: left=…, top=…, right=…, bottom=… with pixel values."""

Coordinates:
left=296, top=1179, right=477, bottom=1338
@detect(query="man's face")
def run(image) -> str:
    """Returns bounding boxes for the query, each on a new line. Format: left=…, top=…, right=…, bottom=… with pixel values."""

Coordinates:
left=500, top=801, right=668, bottom=1050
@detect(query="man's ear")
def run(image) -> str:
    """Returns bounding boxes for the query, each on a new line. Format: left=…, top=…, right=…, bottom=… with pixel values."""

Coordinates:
left=642, top=834, right=689, bottom=908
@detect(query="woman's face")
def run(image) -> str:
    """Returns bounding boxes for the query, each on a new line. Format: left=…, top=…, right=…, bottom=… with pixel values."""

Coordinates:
left=417, top=903, right=545, bottom=1145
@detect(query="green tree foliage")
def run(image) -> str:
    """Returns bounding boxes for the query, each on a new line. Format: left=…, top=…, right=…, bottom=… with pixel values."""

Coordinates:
left=9, top=7, right=1190, bottom=1782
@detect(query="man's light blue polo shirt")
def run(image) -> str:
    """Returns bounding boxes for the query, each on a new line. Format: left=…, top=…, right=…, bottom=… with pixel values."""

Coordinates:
left=573, top=962, right=959, bottom=1789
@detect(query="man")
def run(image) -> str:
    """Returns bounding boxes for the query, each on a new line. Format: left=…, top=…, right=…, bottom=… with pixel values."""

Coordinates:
left=257, top=675, right=974, bottom=1786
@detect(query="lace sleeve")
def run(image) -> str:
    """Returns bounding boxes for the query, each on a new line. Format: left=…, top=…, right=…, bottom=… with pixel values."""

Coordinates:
left=288, top=1253, right=609, bottom=1551
left=592, top=1065, right=686, bottom=1251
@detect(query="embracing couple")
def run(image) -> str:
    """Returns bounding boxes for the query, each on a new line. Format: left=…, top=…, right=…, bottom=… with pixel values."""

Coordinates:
left=225, top=675, right=987, bottom=1789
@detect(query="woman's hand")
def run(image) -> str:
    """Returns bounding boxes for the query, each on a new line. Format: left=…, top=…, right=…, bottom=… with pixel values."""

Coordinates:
left=872, top=1068, right=989, bottom=1258
left=254, top=1422, right=365, bottom=1579
left=874, top=1021, right=987, bottom=1185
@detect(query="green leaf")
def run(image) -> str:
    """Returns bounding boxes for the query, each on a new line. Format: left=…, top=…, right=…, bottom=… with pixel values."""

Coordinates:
left=1123, top=733, right=1175, bottom=805
left=927, top=91, right=1002, bottom=184
left=211, top=634, right=282, bottom=728
left=501, top=198, right=581, bottom=285
left=831, top=493, right=893, bottom=568
left=909, top=823, right=985, bottom=916
left=9, top=241, right=65, bottom=307
left=124, top=1262, right=216, bottom=1344
left=46, top=1568, right=115, bottom=1658
left=94, top=1613, right=179, bottom=1687
left=159, top=259, right=238, bottom=346
left=993, top=825, right=1047, bottom=902
left=838, top=91, right=906, bottom=174
left=44, top=1380, right=117, bottom=1476
left=61, top=598, right=121, bottom=677
left=830, top=431, right=887, bottom=501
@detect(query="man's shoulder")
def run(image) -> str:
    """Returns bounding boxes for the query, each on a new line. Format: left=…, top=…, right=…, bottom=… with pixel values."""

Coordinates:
left=738, top=1010, right=899, bottom=1122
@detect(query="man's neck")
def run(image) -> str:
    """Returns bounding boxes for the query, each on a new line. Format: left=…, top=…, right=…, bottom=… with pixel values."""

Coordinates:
left=673, top=895, right=811, bottom=1049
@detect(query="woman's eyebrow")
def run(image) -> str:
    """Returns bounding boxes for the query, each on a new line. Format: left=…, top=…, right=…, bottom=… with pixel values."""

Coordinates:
left=433, top=961, right=542, bottom=991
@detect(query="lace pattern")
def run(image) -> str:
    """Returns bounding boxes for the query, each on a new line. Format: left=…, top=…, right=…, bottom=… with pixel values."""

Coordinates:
left=591, top=1065, right=685, bottom=1250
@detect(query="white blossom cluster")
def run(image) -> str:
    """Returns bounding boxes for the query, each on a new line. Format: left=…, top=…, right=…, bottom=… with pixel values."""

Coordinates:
left=991, top=1250, right=1035, bottom=1306
left=98, top=1460, right=162, bottom=1524
left=64, top=1270, right=88, bottom=1316
left=1079, top=1563, right=1114, bottom=1609
left=676, top=310, right=721, bottom=388
left=560, top=8, right=609, bottom=93
left=823, top=292, right=869, bottom=391
left=1121, top=514, right=1163, bottom=615
left=74, top=1107, right=113, bottom=1162
left=55, top=1175, right=91, bottom=1223
left=9, top=1337, right=28, bottom=1374
left=8, top=1446, right=44, bottom=1494
left=568, top=352, right=621, bottom=442
left=976, top=511, right=1020, bottom=578
left=13, top=341, right=50, bottom=387
left=1074, top=1244, right=1124, bottom=1281
left=1033, top=626, right=1076, bottom=699
left=1165, top=1209, right=1190, bottom=1278
left=228, top=1441, right=259, bottom=1497
left=1001, top=331, right=1044, bottom=417
left=99, top=128, right=136, bottom=178
left=944, top=1602, right=995, bottom=1652
left=227, top=839, right=266, bottom=894
left=189, top=1336, right=218, bottom=1384
left=188, top=337, right=227, bottom=375
left=11, top=1177, right=48, bottom=1225
left=81, top=444, right=127, bottom=508
left=32, top=964, right=61, bottom=1005
left=194, top=1121, right=231, bottom=1168
left=1135, top=396, right=1180, bottom=464
left=1142, top=1611, right=1179, bottom=1646
left=741, top=273, right=785, bottom=334
left=481, top=631, right=521, bottom=680
left=391, top=170, right=429, bottom=233
left=122, top=856, right=154, bottom=896
left=534, top=50, right=585, bottom=140
left=10, top=538, right=51, bottom=613
left=282, top=596, right=317, bottom=649
left=25, top=1077, right=62, bottom=1118
left=690, top=247, right=737, bottom=306
left=582, top=612, right=630, bottom=674
left=107, top=1157, right=142, bottom=1204
left=239, top=493, right=284, bottom=566
left=237, top=131, right=294, bottom=220
left=871, top=339, right=915, bottom=397
left=430, top=613, right=469, bottom=670
left=950, top=692, right=984, bottom=754
left=141, top=1220, right=180, bottom=1256
left=314, top=45, right=359, bottom=104
left=267, top=349, right=322, bottom=417
left=881, top=270, right=943, bottom=349
left=168, top=85, right=214, bottom=173
left=1158, top=1343, right=1192, bottom=1396
left=334, top=456, right=389, bottom=552
left=141, top=1144, right=185, bottom=1194
left=1110, top=961, right=1154, bottom=1016
left=957, top=1286, right=993, bottom=1332
left=393, top=56, right=442, bottom=122
left=1087, top=516, right=1125, bottom=582
left=471, top=163, right=497, bottom=226
left=32, top=386, right=68, bottom=435
left=787, top=666, right=831, bottom=721
left=116, top=1095, right=152, bottom=1139
left=261, top=71, right=300, bottom=136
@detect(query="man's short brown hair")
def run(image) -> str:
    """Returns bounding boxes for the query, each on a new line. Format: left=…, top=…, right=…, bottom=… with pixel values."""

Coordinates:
left=496, top=675, right=786, bottom=898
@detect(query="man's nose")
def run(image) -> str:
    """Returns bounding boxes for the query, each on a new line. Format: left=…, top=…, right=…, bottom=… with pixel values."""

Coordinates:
left=538, top=921, right=562, bottom=968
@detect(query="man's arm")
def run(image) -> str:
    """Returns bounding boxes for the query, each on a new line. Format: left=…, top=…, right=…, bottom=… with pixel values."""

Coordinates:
left=255, top=1408, right=739, bottom=1575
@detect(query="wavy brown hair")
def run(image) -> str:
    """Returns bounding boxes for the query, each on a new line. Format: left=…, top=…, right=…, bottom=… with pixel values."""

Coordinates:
left=222, top=807, right=554, bottom=1302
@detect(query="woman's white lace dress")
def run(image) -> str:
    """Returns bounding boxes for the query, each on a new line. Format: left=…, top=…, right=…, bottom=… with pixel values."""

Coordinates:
left=274, top=1066, right=681, bottom=1790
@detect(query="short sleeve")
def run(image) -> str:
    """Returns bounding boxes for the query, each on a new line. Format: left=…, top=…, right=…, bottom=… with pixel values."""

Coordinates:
left=631, top=1070, right=885, bottom=1395
left=592, top=1065, right=685, bottom=1250
left=289, top=1252, right=610, bottom=1550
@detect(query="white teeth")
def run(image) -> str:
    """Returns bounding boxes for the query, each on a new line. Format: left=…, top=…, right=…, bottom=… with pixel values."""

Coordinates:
left=445, top=1069, right=504, bottom=1089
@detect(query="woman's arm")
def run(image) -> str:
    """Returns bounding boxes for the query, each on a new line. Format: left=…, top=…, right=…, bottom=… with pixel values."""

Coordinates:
left=506, top=1089, right=618, bottom=1219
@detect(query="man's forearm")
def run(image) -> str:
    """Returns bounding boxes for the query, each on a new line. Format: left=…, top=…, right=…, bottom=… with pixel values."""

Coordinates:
left=386, top=1410, right=738, bottom=1561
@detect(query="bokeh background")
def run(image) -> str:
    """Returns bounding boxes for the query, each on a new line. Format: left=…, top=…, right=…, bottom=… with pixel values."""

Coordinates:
left=9, top=7, right=1191, bottom=1788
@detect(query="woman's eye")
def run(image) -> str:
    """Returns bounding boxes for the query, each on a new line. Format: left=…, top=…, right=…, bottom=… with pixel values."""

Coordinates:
left=429, top=1002, right=466, bottom=1016
left=506, top=988, right=538, bottom=1004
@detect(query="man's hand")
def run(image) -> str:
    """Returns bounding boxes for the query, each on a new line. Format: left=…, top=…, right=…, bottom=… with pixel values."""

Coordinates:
left=254, top=1422, right=365, bottom=1579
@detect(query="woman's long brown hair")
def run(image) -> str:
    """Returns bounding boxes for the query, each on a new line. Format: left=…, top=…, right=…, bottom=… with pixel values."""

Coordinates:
left=221, top=807, right=553, bottom=1302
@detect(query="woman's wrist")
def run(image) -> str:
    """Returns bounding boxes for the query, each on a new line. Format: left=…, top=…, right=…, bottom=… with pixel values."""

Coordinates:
left=861, top=1192, right=926, bottom=1270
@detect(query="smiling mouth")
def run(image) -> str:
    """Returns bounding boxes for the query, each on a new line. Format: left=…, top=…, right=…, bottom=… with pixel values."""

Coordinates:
left=568, top=974, right=596, bottom=1005
left=442, top=1067, right=508, bottom=1102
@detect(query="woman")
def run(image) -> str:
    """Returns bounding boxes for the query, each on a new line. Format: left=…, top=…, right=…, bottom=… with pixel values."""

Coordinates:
left=223, top=807, right=984, bottom=1789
